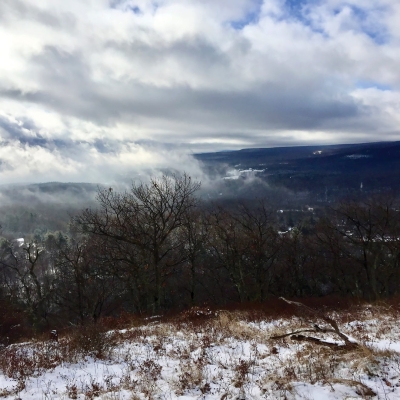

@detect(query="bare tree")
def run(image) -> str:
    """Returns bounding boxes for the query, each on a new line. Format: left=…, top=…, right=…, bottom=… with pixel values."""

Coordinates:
left=0, top=239, right=54, bottom=331
left=207, top=201, right=280, bottom=302
left=54, top=235, right=119, bottom=324
left=75, top=173, right=200, bottom=312
left=316, top=196, right=400, bottom=300
left=180, top=208, right=209, bottom=306
left=207, top=206, right=249, bottom=302
left=233, top=201, right=280, bottom=301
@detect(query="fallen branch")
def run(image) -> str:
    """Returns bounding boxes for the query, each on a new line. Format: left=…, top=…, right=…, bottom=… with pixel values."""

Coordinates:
left=270, top=297, right=358, bottom=349
left=291, top=334, right=353, bottom=350
left=271, top=329, right=319, bottom=340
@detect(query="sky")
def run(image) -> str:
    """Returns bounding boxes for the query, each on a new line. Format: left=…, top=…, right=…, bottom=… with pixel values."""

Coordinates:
left=0, top=0, right=400, bottom=183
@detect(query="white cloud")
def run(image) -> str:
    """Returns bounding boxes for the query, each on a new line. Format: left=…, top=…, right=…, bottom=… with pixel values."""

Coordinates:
left=0, top=0, right=399, bottom=183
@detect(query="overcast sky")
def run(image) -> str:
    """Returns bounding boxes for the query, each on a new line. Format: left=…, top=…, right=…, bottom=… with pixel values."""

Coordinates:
left=1, top=0, right=399, bottom=183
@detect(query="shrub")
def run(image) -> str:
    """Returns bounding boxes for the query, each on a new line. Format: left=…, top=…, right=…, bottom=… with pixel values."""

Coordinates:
left=0, top=297, right=31, bottom=346
left=68, top=322, right=116, bottom=359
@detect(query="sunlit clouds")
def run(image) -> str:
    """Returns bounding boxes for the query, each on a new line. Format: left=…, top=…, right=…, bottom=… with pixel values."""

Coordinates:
left=0, top=0, right=399, bottom=182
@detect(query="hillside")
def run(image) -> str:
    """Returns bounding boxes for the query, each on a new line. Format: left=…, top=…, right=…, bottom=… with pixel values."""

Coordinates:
left=1, top=303, right=400, bottom=399
left=195, top=141, right=400, bottom=201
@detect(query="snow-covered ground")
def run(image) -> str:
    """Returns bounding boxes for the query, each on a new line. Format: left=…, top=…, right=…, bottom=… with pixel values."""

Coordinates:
left=1, top=306, right=400, bottom=399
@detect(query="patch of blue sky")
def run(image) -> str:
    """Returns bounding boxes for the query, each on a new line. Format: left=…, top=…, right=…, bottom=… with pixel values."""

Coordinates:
left=363, top=29, right=388, bottom=46
left=329, top=4, right=389, bottom=45
left=130, top=6, right=141, bottom=14
left=285, top=0, right=313, bottom=21
left=109, top=1, right=142, bottom=14
left=348, top=5, right=389, bottom=45
left=230, top=0, right=318, bottom=30
left=280, top=1, right=390, bottom=44
left=356, top=80, right=392, bottom=91
left=282, top=0, right=330, bottom=37
left=230, top=0, right=263, bottom=30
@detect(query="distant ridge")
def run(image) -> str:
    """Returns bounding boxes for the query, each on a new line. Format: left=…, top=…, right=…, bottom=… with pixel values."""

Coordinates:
left=195, top=141, right=400, bottom=200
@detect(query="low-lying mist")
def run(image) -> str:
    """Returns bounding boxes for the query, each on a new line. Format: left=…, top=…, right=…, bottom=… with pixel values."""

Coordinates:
left=0, top=183, right=99, bottom=238
left=0, top=170, right=305, bottom=240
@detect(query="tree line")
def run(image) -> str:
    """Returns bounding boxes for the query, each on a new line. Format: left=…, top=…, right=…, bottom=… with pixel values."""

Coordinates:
left=1, top=173, right=400, bottom=337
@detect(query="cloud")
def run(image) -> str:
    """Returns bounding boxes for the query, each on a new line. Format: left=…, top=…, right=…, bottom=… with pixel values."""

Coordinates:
left=0, top=0, right=399, bottom=183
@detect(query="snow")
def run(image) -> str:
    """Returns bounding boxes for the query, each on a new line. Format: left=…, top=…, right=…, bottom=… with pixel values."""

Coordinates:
left=2, top=309, right=400, bottom=399
left=346, top=155, right=371, bottom=159
left=223, top=168, right=265, bottom=180
left=13, top=238, right=25, bottom=247
left=367, top=339, right=400, bottom=353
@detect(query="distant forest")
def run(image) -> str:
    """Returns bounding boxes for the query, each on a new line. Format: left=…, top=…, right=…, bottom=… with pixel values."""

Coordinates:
left=1, top=173, right=400, bottom=344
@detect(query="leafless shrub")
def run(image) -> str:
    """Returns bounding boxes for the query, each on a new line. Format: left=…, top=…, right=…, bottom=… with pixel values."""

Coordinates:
left=67, top=323, right=117, bottom=359
left=120, top=368, right=138, bottom=391
left=103, top=374, right=120, bottom=393
left=177, top=361, right=204, bottom=394
left=82, top=379, right=104, bottom=399
left=66, top=382, right=78, bottom=399
left=136, top=359, right=162, bottom=399
left=233, top=359, right=252, bottom=388
left=0, top=340, right=62, bottom=380
left=178, top=306, right=216, bottom=321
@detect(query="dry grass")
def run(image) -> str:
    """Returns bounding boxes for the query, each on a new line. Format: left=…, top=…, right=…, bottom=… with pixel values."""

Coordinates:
left=1, top=303, right=400, bottom=399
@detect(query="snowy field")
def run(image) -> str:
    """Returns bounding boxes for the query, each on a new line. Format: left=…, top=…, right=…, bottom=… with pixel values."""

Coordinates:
left=1, top=305, right=400, bottom=399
